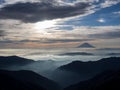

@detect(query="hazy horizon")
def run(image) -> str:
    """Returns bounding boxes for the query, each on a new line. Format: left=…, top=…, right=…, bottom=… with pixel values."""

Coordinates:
left=0, top=47, right=120, bottom=61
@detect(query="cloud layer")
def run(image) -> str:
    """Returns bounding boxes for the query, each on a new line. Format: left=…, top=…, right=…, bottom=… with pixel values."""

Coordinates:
left=0, top=0, right=120, bottom=48
left=89, top=30, right=120, bottom=39
left=0, top=1, right=91, bottom=22
left=0, top=0, right=119, bottom=22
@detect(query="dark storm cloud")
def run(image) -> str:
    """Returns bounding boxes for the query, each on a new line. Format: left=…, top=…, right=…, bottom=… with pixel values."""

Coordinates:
left=89, top=30, right=120, bottom=39
left=0, top=2, right=91, bottom=23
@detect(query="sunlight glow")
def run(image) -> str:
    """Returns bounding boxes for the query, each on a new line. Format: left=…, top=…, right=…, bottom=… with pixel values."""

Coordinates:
left=35, top=20, right=57, bottom=30
left=97, top=18, right=106, bottom=23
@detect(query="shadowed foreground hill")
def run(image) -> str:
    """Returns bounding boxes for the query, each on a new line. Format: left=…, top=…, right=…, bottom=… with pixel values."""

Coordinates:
left=54, top=57, right=120, bottom=86
left=0, top=70, right=61, bottom=90
left=65, top=70, right=120, bottom=90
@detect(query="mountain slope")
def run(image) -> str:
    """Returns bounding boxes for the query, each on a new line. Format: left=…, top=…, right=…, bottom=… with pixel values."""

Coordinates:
left=65, top=70, right=120, bottom=90
left=0, top=70, right=61, bottom=90
left=59, top=57, right=120, bottom=74
left=54, top=57, right=120, bottom=87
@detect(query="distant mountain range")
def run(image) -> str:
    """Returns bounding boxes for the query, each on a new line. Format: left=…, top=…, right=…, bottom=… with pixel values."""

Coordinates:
left=0, top=56, right=60, bottom=71
left=65, top=70, right=120, bottom=90
left=0, top=56, right=120, bottom=89
left=59, top=57, right=120, bottom=73
left=77, top=43, right=95, bottom=48
left=0, top=70, right=60, bottom=90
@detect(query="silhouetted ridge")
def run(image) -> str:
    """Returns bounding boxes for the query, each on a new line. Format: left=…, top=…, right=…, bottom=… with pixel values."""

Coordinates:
left=56, top=57, right=120, bottom=87
left=59, top=57, right=120, bottom=73
left=0, top=56, right=35, bottom=68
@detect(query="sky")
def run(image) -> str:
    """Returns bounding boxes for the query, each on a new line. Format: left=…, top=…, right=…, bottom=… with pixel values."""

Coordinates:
left=0, top=0, right=120, bottom=49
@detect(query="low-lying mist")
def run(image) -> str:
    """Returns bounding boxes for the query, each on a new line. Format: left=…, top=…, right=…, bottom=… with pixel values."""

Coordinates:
left=4, top=60, right=71, bottom=78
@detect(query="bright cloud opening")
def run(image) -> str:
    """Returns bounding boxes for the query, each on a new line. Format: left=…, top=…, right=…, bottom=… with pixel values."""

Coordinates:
left=34, top=20, right=57, bottom=30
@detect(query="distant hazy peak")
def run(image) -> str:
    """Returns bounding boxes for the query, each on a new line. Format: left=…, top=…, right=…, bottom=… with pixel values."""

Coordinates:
left=77, top=43, right=95, bottom=48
